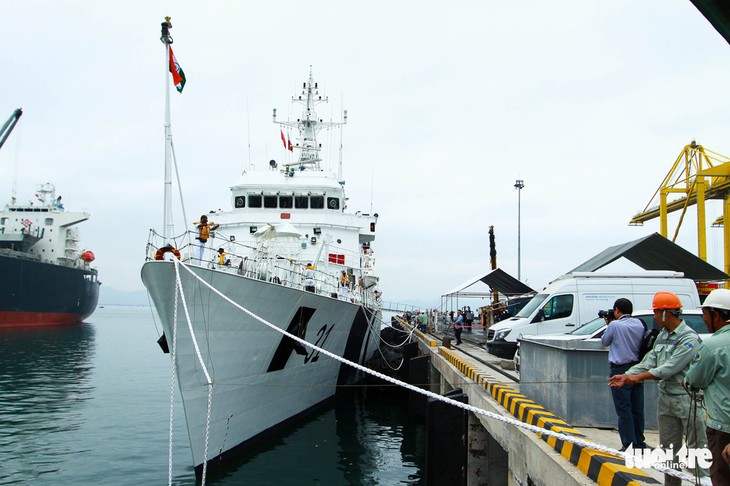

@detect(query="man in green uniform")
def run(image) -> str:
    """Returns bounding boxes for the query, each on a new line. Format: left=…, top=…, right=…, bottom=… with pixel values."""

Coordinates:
left=609, top=291, right=707, bottom=485
left=685, top=288, right=730, bottom=485
left=416, top=311, right=429, bottom=332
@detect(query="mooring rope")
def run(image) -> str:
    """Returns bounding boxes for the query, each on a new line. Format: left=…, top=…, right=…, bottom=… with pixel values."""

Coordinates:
left=167, top=259, right=707, bottom=485
left=170, top=261, right=214, bottom=486
left=167, top=280, right=179, bottom=486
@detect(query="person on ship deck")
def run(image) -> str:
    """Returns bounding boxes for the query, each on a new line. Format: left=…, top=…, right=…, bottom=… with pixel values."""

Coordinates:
left=193, top=214, right=219, bottom=263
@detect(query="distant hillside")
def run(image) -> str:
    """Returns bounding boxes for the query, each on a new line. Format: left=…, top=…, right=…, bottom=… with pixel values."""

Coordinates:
left=99, top=287, right=150, bottom=306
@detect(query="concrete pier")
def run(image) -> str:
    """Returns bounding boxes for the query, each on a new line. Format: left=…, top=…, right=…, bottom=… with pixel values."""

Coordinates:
left=397, top=323, right=665, bottom=485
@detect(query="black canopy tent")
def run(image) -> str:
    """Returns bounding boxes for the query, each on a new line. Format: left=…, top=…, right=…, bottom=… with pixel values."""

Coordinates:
left=567, top=232, right=729, bottom=282
left=690, top=0, right=730, bottom=45
left=440, top=268, right=535, bottom=312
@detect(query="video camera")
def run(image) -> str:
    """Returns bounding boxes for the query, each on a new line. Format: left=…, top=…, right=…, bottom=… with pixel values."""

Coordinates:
left=597, top=309, right=614, bottom=319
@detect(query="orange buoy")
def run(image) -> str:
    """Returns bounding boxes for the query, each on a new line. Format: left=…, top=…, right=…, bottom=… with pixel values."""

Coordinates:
left=155, top=245, right=181, bottom=260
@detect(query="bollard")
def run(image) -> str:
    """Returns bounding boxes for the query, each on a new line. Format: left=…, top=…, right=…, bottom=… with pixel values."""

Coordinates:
left=443, top=337, right=452, bottom=349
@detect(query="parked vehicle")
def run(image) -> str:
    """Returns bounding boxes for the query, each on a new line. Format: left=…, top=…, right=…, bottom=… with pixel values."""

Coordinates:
left=486, top=271, right=701, bottom=359
left=514, top=309, right=709, bottom=372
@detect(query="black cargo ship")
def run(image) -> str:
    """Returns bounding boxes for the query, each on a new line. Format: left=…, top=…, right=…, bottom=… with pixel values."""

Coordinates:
left=0, top=184, right=100, bottom=327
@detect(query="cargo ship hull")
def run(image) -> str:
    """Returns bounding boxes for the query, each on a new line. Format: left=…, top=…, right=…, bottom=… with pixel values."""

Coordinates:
left=0, top=254, right=100, bottom=327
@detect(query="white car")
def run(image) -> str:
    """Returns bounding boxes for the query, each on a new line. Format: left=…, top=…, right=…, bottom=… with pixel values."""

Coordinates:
left=514, top=310, right=708, bottom=372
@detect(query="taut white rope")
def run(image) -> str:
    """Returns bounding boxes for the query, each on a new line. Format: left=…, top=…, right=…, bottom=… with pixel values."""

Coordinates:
left=167, top=280, right=179, bottom=486
left=172, top=261, right=214, bottom=486
left=168, top=259, right=706, bottom=485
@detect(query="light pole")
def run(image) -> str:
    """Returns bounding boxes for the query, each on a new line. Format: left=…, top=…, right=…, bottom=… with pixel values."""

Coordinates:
left=514, top=179, right=524, bottom=281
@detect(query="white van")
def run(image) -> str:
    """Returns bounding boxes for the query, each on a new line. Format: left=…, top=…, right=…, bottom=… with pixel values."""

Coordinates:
left=485, top=271, right=701, bottom=359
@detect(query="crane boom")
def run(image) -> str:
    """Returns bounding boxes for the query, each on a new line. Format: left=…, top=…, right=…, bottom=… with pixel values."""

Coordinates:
left=0, top=108, right=23, bottom=151
left=629, top=142, right=730, bottom=227
left=629, top=141, right=730, bottom=283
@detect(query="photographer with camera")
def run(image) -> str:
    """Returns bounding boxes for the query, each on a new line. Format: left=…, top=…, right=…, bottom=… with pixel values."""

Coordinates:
left=598, top=308, right=616, bottom=324
left=601, top=298, right=648, bottom=451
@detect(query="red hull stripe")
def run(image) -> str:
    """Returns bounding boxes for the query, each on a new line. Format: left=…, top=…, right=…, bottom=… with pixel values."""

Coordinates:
left=0, top=311, right=85, bottom=328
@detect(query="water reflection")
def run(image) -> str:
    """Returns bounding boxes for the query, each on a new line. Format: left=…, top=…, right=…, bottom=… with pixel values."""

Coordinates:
left=337, top=388, right=425, bottom=485
left=196, top=388, right=425, bottom=485
left=0, top=324, right=96, bottom=482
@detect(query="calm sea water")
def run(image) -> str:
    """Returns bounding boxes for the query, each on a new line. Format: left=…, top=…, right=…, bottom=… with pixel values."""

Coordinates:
left=0, top=306, right=425, bottom=485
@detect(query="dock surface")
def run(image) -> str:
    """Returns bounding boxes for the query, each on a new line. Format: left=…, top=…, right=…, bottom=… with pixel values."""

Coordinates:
left=403, top=323, right=669, bottom=485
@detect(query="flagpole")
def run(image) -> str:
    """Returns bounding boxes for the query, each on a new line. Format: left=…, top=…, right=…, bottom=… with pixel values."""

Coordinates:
left=161, top=17, right=174, bottom=243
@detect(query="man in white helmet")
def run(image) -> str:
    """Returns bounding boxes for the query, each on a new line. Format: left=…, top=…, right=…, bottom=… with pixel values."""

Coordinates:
left=685, top=288, right=730, bottom=485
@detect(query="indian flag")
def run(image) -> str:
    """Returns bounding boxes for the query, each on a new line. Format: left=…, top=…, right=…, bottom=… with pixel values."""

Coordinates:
left=168, top=46, right=186, bottom=93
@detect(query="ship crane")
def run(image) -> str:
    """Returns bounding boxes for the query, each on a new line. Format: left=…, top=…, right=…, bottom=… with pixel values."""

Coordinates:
left=0, top=108, right=22, bottom=151
left=629, top=140, right=730, bottom=278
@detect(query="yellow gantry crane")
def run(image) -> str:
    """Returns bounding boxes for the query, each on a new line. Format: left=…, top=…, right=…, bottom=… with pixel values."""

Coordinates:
left=629, top=141, right=730, bottom=278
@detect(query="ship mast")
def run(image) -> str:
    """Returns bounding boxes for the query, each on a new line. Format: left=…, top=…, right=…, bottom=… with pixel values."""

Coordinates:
left=273, top=67, right=347, bottom=172
left=160, top=17, right=174, bottom=243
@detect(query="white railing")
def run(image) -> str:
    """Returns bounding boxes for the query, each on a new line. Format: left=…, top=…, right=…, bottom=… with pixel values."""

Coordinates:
left=146, top=229, right=381, bottom=309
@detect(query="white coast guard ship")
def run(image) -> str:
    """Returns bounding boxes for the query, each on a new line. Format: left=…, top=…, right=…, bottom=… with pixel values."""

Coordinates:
left=141, top=69, right=381, bottom=472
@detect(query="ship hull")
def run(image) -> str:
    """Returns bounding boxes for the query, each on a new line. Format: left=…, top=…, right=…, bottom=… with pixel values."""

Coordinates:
left=0, top=254, right=100, bottom=327
left=141, top=260, right=380, bottom=469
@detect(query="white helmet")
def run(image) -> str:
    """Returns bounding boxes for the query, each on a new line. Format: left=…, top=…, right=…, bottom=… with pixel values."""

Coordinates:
left=701, top=288, right=730, bottom=311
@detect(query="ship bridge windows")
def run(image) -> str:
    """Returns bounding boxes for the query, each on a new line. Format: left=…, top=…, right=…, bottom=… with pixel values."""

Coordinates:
left=248, top=195, right=262, bottom=208
left=310, top=196, right=324, bottom=209
left=242, top=193, right=339, bottom=210
left=279, top=195, right=293, bottom=209
left=263, top=195, right=278, bottom=208
left=295, top=196, right=309, bottom=209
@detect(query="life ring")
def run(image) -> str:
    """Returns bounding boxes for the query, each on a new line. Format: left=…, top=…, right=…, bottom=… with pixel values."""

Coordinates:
left=155, top=245, right=181, bottom=260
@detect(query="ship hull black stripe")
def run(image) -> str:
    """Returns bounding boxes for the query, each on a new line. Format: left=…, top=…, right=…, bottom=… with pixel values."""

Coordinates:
left=336, top=306, right=372, bottom=387
left=266, top=306, right=316, bottom=372
left=357, top=306, right=374, bottom=365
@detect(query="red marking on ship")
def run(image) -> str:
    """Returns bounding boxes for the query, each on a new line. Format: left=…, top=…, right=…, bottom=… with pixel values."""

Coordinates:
left=0, top=312, right=85, bottom=328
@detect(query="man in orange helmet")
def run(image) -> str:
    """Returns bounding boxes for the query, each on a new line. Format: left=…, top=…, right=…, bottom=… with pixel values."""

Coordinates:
left=610, top=291, right=708, bottom=485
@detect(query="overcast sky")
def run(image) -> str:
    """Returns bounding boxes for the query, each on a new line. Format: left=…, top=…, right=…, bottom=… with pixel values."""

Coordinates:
left=2, top=1, right=730, bottom=307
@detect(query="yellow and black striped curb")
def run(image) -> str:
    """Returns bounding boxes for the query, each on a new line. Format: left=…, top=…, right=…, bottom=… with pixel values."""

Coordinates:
left=438, top=347, right=658, bottom=486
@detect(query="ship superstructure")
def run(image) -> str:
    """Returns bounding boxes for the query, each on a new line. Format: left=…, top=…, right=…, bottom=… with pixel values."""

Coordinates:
left=142, top=65, right=382, bottom=472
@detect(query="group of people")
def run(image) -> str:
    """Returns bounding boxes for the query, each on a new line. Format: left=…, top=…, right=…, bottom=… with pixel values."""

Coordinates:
left=602, top=290, right=730, bottom=485
left=402, top=310, right=441, bottom=333
left=193, top=217, right=379, bottom=301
